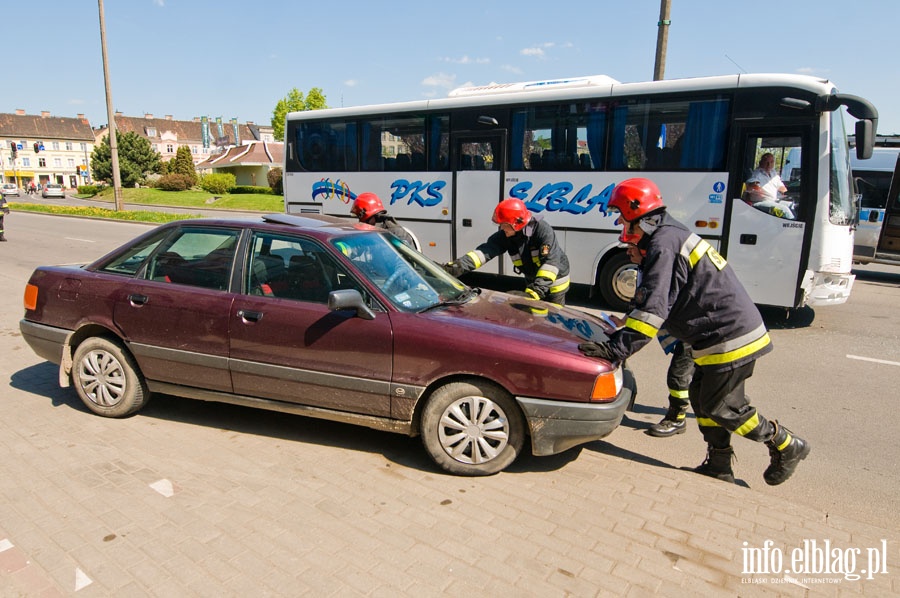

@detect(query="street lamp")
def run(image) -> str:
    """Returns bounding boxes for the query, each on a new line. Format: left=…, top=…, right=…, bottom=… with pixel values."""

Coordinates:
left=98, top=0, right=123, bottom=211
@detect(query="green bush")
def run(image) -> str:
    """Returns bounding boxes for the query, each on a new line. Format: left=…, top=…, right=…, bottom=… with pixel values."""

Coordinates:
left=200, top=173, right=236, bottom=195
left=156, top=174, right=195, bottom=191
left=77, top=185, right=100, bottom=196
left=267, top=167, right=283, bottom=195
left=230, top=185, right=273, bottom=195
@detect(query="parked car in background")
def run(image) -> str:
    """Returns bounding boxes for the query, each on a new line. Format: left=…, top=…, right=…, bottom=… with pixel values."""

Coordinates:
left=1, top=183, right=19, bottom=197
left=20, top=213, right=636, bottom=476
left=41, top=183, right=65, bottom=199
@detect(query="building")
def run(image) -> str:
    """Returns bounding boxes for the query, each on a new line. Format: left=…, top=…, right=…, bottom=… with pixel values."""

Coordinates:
left=195, top=141, right=284, bottom=187
left=93, top=113, right=276, bottom=167
left=0, top=110, right=95, bottom=189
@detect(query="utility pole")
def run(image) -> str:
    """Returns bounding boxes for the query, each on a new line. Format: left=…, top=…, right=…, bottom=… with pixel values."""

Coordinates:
left=98, top=0, right=123, bottom=211
left=653, top=0, right=672, bottom=81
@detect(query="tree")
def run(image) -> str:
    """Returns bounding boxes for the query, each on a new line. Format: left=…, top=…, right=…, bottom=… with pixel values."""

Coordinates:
left=172, top=145, right=198, bottom=185
left=91, top=131, right=162, bottom=187
left=271, top=87, right=329, bottom=141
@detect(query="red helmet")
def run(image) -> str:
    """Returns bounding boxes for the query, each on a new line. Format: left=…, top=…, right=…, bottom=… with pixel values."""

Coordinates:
left=608, top=178, right=664, bottom=223
left=351, top=192, right=386, bottom=220
left=492, top=198, right=531, bottom=231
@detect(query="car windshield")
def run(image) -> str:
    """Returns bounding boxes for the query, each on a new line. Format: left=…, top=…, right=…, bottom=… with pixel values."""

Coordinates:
left=331, top=232, right=469, bottom=312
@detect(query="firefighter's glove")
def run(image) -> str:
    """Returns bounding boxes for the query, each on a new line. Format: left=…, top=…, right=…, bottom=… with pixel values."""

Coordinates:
left=578, top=342, right=617, bottom=362
left=443, top=260, right=465, bottom=278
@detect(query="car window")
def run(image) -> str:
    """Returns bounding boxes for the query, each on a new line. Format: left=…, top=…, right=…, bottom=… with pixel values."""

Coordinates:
left=97, top=229, right=170, bottom=276
left=245, top=231, right=369, bottom=304
left=144, top=227, right=241, bottom=290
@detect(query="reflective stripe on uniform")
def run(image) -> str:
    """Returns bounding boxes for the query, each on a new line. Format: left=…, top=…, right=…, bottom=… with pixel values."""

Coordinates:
left=536, top=264, right=560, bottom=280
left=625, top=317, right=658, bottom=338
left=697, top=417, right=720, bottom=428
left=692, top=324, right=771, bottom=366
left=549, top=275, right=570, bottom=294
left=669, top=388, right=690, bottom=399
left=466, top=250, right=486, bottom=269
left=734, top=413, right=761, bottom=437
left=681, top=234, right=727, bottom=270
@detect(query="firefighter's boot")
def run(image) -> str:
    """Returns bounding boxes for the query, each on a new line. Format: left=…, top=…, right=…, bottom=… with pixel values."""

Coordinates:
left=692, top=446, right=735, bottom=483
left=647, top=400, right=688, bottom=437
left=764, top=421, right=810, bottom=486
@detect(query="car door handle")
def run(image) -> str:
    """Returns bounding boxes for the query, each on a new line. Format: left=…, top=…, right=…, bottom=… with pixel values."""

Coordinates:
left=129, top=294, right=149, bottom=306
left=238, top=309, right=263, bottom=323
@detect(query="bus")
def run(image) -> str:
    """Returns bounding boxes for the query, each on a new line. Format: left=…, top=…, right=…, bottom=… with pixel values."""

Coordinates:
left=851, top=144, right=900, bottom=265
left=283, top=73, right=877, bottom=311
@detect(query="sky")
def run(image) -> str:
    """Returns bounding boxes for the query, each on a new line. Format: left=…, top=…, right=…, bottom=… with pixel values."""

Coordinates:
left=5, top=1, right=899, bottom=135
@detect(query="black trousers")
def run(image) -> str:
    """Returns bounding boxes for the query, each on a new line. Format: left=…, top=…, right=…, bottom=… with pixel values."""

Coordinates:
left=666, top=342, right=694, bottom=404
left=688, top=360, right=774, bottom=449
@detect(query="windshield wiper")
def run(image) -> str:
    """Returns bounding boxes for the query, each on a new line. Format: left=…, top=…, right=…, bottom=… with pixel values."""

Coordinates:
left=418, top=287, right=481, bottom=313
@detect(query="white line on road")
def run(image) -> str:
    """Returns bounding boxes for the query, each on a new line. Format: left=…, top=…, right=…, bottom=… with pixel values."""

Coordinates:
left=847, top=354, right=900, bottom=367
left=64, top=237, right=97, bottom=243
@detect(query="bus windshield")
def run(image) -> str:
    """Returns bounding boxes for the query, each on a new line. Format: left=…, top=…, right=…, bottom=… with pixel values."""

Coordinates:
left=830, top=110, right=855, bottom=226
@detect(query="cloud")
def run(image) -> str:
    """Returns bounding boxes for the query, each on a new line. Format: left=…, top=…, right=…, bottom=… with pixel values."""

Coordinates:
left=344, top=79, right=358, bottom=87
left=422, top=72, right=457, bottom=89
left=153, top=0, right=165, bottom=6
left=440, top=56, right=490, bottom=65
left=500, top=65, right=523, bottom=75
left=521, top=47, right=545, bottom=58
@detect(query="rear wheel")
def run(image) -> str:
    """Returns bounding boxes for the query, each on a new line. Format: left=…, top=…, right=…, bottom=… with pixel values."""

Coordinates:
left=71, top=337, right=149, bottom=417
left=597, top=251, right=638, bottom=311
left=421, top=380, right=526, bottom=476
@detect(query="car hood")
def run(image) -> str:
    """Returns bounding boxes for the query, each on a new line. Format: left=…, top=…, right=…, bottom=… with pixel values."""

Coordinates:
left=418, top=288, right=614, bottom=346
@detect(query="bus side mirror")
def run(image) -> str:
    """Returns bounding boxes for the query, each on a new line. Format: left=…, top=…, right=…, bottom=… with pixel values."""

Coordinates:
left=855, top=120, right=873, bottom=160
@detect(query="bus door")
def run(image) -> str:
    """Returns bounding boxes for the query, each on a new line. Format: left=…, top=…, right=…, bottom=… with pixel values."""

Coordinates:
left=876, top=152, right=900, bottom=261
left=452, top=133, right=506, bottom=273
left=725, top=127, right=811, bottom=307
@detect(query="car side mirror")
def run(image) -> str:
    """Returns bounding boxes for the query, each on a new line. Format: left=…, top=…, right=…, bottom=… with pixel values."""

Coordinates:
left=328, top=289, right=376, bottom=320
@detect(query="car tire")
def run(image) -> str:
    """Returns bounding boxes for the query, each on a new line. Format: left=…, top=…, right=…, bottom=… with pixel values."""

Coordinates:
left=420, top=380, right=526, bottom=476
left=71, top=337, right=150, bottom=418
left=597, top=250, right=638, bottom=312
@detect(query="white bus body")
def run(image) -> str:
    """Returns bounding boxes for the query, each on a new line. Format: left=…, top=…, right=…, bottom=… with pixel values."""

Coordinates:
left=284, top=73, right=877, bottom=310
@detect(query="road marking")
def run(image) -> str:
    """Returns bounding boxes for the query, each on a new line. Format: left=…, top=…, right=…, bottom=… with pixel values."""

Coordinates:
left=64, top=237, right=96, bottom=243
left=847, top=354, right=900, bottom=367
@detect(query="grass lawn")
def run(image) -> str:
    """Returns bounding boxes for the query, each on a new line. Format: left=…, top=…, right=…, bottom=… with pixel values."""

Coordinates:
left=6, top=187, right=283, bottom=223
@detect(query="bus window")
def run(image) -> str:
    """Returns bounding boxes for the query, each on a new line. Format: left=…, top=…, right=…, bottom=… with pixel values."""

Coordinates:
left=511, top=102, right=607, bottom=172
left=609, top=97, right=729, bottom=171
left=296, top=121, right=357, bottom=172
left=359, top=115, right=429, bottom=172
left=740, top=136, right=803, bottom=221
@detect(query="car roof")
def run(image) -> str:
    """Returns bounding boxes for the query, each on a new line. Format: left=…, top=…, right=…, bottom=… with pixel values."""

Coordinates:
left=167, top=212, right=370, bottom=240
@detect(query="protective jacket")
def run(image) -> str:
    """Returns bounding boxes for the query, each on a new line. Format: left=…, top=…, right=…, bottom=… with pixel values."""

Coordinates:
left=455, top=216, right=570, bottom=303
left=371, top=213, right=416, bottom=248
left=605, top=212, right=771, bottom=372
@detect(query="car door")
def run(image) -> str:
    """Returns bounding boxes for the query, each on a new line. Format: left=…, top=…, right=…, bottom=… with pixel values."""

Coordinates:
left=112, top=226, right=241, bottom=392
left=228, top=231, right=394, bottom=417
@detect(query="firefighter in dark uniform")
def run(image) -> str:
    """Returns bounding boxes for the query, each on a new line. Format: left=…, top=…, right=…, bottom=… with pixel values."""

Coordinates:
left=579, top=178, right=810, bottom=485
left=350, top=192, right=417, bottom=249
left=614, top=243, right=694, bottom=437
left=443, top=198, right=570, bottom=305
left=0, top=193, right=8, bottom=241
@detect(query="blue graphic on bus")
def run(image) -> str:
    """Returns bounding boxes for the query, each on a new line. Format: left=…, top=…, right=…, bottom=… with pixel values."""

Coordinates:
left=311, top=179, right=353, bottom=203
left=713, top=181, right=725, bottom=193
left=390, top=179, right=446, bottom=207
left=509, top=181, right=614, bottom=215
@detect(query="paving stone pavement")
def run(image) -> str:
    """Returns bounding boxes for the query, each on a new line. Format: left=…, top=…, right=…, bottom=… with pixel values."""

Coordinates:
left=1, top=344, right=897, bottom=596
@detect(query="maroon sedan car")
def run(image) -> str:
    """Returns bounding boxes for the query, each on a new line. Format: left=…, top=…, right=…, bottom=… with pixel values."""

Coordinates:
left=20, top=214, right=635, bottom=475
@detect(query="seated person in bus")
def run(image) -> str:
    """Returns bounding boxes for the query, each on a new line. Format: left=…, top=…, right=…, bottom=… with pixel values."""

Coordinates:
left=350, top=192, right=417, bottom=249
left=443, top=198, right=570, bottom=305
left=742, top=153, right=796, bottom=219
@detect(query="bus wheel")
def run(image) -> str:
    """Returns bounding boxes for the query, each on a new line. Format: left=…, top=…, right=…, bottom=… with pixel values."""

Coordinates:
left=597, top=251, right=638, bottom=311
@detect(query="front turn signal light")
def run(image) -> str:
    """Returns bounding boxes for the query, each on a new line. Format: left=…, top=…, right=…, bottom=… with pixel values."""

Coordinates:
left=591, top=368, right=623, bottom=402
left=24, top=284, right=38, bottom=311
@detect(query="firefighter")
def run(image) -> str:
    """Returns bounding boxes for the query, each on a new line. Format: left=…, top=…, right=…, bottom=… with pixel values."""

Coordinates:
left=0, top=194, right=8, bottom=241
left=578, top=178, right=810, bottom=485
left=613, top=243, right=694, bottom=437
left=350, top=192, right=416, bottom=249
left=443, top=198, right=570, bottom=305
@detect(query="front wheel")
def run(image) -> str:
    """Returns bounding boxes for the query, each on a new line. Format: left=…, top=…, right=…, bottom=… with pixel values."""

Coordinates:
left=420, top=380, right=526, bottom=476
left=597, top=251, right=638, bottom=312
left=71, top=337, right=149, bottom=417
